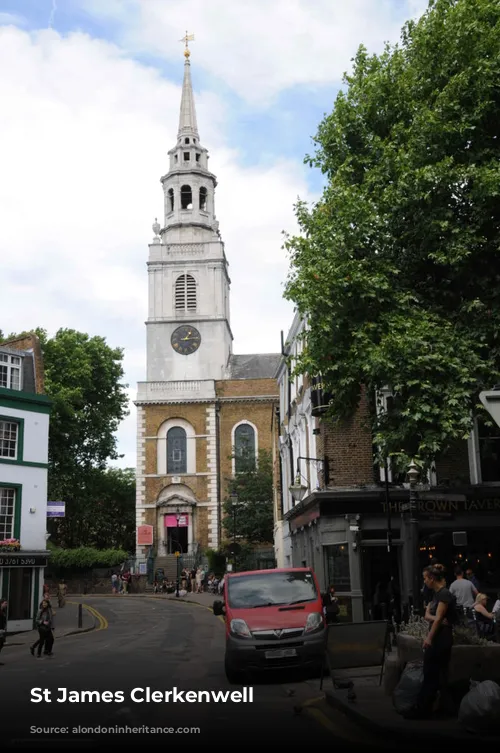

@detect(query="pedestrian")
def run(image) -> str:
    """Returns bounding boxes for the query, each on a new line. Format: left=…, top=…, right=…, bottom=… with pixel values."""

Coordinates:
left=403, top=564, right=457, bottom=719
left=31, top=599, right=55, bottom=658
left=0, top=599, right=7, bottom=661
left=111, top=572, right=119, bottom=594
left=57, top=579, right=67, bottom=608
left=322, top=584, right=340, bottom=624
left=449, top=567, right=477, bottom=610
left=465, top=568, right=480, bottom=591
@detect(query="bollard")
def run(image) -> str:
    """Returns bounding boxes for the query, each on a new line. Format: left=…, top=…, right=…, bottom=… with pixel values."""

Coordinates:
left=78, top=603, right=83, bottom=629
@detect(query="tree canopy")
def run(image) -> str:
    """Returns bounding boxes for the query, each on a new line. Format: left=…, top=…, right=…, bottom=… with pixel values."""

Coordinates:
left=223, top=449, right=274, bottom=545
left=284, top=0, right=500, bottom=470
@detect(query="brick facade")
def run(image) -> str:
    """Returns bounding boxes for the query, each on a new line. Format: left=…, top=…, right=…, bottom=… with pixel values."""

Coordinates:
left=137, top=375, right=279, bottom=558
left=316, top=386, right=375, bottom=488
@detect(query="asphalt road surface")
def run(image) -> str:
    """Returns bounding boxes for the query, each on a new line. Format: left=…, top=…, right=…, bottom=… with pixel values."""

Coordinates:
left=0, top=597, right=387, bottom=751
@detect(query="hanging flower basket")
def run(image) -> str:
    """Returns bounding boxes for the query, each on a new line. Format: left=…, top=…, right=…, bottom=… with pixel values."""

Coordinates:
left=0, top=538, right=21, bottom=552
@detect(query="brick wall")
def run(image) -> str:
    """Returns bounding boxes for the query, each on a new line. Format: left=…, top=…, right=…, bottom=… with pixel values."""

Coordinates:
left=317, top=386, right=375, bottom=487
left=218, top=401, right=277, bottom=497
left=144, top=403, right=208, bottom=476
left=216, top=378, right=278, bottom=398
left=434, top=439, right=471, bottom=485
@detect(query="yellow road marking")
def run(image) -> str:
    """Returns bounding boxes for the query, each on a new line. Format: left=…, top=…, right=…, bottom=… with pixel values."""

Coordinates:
left=66, top=601, right=108, bottom=631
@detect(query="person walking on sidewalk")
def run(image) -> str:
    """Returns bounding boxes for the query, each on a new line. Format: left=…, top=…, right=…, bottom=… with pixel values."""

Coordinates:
left=31, top=599, right=55, bottom=658
left=57, top=579, right=67, bottom=608
left=404, top=564, right=457, bottom=719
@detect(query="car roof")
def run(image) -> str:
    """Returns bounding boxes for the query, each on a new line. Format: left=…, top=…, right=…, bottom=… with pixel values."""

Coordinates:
left=227, top=567, right=313, bottom=579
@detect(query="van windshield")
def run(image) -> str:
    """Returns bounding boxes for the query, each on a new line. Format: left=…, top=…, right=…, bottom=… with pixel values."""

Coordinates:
left=227, top=571, right=317, bottom=609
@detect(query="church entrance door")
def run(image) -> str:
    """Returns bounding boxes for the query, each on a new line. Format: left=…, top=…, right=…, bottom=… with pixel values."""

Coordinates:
left=165, top=513, right=189, bottom=554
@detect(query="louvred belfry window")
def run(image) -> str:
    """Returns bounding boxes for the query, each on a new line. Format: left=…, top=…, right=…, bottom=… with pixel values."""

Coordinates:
left=175, top=274, right=197, bottom=312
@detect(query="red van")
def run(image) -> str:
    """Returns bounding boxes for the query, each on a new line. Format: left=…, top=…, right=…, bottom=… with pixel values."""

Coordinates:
left=213, top=567, right=326, bottom=683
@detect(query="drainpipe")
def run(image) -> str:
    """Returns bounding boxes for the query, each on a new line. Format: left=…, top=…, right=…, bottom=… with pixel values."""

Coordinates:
left=216, top=401, right=222, bottom=548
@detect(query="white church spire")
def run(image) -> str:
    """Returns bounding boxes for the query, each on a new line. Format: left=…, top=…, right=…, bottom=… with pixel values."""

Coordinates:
left=178, top=32, right=199, bottom=140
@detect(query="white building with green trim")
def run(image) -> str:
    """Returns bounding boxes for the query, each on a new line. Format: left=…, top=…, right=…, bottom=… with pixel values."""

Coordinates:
left=0, top=335, right=51, bottom=632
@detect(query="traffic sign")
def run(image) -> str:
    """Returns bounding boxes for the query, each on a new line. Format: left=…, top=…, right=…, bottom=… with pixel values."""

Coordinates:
left=479, top=390, right=500, bottom=428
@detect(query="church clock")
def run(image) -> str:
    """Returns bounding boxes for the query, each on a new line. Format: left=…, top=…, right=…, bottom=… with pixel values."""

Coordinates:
left=171, top=325, right=202, bottom=355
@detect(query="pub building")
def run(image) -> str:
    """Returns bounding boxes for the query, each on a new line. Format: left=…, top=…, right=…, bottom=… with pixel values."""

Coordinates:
left=282, top=379, right=500, bottom=622
left=0, top=335, right=51, bottom=632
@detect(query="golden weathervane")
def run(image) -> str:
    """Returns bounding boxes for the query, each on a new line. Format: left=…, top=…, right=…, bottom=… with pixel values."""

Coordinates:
left=180, top=31, right=195, bottom=58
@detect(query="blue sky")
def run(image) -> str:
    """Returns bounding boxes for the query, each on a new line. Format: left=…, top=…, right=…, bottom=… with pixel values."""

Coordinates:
left=0, top=0, right=429, bottom=466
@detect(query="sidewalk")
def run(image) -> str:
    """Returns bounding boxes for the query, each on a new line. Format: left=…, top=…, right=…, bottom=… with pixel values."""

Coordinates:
left=165, top=590, right=219, bottom=609
left=320, top=666, right=500, bottom=746
left=4, top=600, right=96, bottom=649
left=72, top=590, right=220, bottom=610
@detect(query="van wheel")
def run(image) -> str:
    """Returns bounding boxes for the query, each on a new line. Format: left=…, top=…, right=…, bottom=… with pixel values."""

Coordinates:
left=224, top=654, right=244, bottom=684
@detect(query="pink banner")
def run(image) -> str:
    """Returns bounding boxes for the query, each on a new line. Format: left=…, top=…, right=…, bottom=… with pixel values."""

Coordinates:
left=165, top=514, right=188, bottom=527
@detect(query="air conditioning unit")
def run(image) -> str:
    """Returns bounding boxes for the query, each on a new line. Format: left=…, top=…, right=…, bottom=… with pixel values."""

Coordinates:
left=452, top=531, right=467, bottom=547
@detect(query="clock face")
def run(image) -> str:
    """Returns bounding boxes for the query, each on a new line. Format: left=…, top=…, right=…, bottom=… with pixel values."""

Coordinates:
left=171, top=325, right=201, bottom=355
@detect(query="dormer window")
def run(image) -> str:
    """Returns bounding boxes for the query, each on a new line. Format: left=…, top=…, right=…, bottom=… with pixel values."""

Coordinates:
left=0, top=352, right=22, bottom=390
left=183, top=152, right=190, bottom=161
left=184, top=138, right=190, bottom=144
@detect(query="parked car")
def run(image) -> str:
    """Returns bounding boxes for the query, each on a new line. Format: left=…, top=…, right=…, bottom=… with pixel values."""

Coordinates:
left=213, top=567, right=326, bottom=683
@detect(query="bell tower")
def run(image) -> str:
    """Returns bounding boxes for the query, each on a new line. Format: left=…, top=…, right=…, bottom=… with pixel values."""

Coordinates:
left=145, top=34, right=233, bottom=384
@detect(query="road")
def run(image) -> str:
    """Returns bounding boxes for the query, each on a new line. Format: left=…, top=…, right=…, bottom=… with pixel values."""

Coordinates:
left=0, top=597, right=385, bottom=751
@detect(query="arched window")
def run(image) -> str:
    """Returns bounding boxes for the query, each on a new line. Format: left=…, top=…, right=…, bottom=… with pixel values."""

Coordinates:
left=168, top=188, right=174, bottom=212
left=199, top=186, right=207, bottom=211
left=180, top=185, right=192, bottom=210
left=167, top=427, right=187, bottom=474
left=175, top=274, right=197, bottom=311
left=234, top=423, right=256, bottom=473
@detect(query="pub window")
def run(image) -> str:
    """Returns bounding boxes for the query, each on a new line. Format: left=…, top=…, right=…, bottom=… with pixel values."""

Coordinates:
left=324, top=543, right=350, bottom=592
left=8, top=567, right=32, bottom=620
left=234, top=423, right=256, bottom=473
left=167, top=427, right=187, bottom=474
left=478, top=415, right=500, bottom=482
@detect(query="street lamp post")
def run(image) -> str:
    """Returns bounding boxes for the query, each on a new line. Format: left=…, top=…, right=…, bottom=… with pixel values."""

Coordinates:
left=175, top=509, right=181, bottom=598
left=407, top=460, right=421, bottom=614
left=230, top=492, right=238, bottom=548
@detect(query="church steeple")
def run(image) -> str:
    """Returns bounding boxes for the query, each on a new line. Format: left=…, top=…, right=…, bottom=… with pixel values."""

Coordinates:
left=145, top=32, right=232, bottom=386
left=177, top=37, right=199, bottom=141
left=161, top=34, right=219, bottom=238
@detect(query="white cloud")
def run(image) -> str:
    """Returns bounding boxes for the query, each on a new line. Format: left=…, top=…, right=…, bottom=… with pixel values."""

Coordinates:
left=77, top=0, right=429, bottom=104
left=0, top=26, right=312, bottom=467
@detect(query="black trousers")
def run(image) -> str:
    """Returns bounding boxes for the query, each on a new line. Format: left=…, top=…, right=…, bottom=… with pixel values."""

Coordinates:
left=416, top=631, right=452, bottom=712
left=36, top=628, right=54, bottom=656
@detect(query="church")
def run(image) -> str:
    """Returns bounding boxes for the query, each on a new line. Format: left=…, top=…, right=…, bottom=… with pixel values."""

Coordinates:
left=134, top=40, right=280, bottom=575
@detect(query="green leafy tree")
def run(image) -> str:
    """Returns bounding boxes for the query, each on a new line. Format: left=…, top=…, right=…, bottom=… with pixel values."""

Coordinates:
left=49, top=467, right=136, bottom=550
left=223, top=449, right=274, bottom=545
left=284, top=0, right=500, bottom=472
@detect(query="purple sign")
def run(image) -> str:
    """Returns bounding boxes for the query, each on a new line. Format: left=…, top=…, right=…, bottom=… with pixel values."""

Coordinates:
left=47, top=501, right=65, bottom=518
